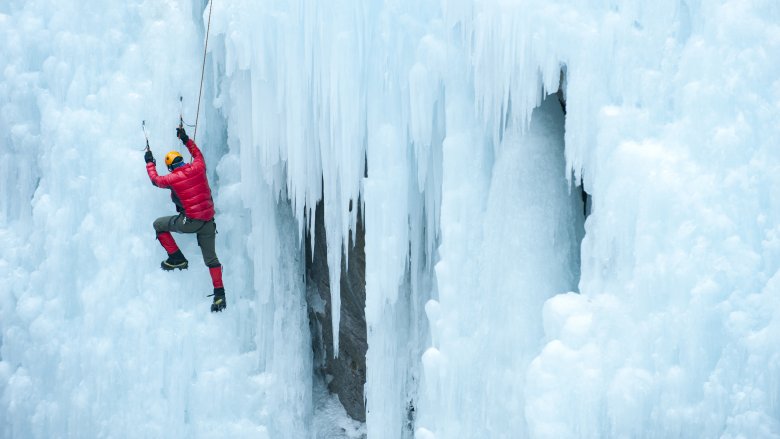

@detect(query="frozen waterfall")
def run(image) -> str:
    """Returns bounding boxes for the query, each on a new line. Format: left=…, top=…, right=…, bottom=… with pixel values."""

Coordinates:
left=2, top=0, right=780, bottom=438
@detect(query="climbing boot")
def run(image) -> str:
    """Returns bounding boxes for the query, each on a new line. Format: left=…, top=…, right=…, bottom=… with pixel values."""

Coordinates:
left=210, top=287, right=226, bottom=312
left=161, top=249, right=188, bottom=271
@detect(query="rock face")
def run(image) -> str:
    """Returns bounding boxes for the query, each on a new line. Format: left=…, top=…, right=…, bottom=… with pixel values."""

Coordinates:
left=306, top=201, right=367, bottom=422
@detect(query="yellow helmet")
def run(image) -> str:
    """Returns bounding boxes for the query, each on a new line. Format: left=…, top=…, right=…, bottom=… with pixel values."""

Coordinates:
left=165, top=151, right=183, bottom=168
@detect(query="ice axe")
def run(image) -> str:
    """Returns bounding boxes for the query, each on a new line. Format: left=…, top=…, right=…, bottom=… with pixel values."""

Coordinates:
left=178, top=96, right=184, bottom=129
left=142, top=120, right=151, bottom=152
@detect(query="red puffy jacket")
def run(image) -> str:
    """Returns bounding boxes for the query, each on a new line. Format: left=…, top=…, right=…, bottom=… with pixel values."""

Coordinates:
left=146, top=139, right=215, bottom=221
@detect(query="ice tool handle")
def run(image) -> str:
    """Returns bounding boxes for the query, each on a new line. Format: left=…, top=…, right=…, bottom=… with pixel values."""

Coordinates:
left=178, top=96, right=185, bottom=129
left=142, top=120, right=150, bottom=152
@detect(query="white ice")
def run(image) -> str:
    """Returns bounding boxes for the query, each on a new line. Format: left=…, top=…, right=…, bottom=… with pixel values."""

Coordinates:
left=2, top=0, right=780, bottom=438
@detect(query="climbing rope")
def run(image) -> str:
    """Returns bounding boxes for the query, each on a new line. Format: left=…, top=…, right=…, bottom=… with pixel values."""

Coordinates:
left=193, top=0, right=214, bottom=142
left=140, top=2, right=214, bottom=153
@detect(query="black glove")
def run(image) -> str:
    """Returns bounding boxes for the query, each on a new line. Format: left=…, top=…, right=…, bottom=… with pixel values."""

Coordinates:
left=144, top=150, right=155, bottom=164
left=176, top=127, right=189, bottom=145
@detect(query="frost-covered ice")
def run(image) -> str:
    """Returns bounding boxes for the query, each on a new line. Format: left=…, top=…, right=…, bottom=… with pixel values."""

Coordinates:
left=312, top=379, right=367, bottom=439
left=3, top=0, right=780, bottom=438
left=0, top=1, right=312, bottom=437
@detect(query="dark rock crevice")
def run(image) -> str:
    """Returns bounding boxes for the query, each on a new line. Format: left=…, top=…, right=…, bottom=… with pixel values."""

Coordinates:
left=552, top=65, right=589, bottom=291
left=555, top=66, right=590, bottom=221
left=306, top=199, right=367, bottom=422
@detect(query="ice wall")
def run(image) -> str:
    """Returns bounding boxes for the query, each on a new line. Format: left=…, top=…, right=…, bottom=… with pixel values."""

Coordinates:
left=523, top=1, right=780, bottom=436
left=209, top=0, right=780, bottom=437
left=418, top=92, right=584, bottom=436
left=208, top=1, right=444, bottom=435
left=3, top=0, right=780, bottom=437
left=0, top=0, right=312, bottom=437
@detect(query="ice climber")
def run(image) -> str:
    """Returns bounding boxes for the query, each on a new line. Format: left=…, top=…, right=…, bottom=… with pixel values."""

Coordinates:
left=144, top=127, right=226, bottom=312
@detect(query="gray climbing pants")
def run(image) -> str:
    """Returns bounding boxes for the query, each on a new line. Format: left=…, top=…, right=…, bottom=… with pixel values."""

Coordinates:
left=153, top=214, right=220, bottom=268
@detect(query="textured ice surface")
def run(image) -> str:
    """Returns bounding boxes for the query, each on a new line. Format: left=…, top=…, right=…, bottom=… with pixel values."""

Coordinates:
left=2, top=0, right=780, bottom=437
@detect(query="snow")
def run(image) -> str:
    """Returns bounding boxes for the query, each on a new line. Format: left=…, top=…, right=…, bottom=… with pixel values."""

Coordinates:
left=312, top=378, right=367, bottom=439
left=3, top=0, right=780, bottom=437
